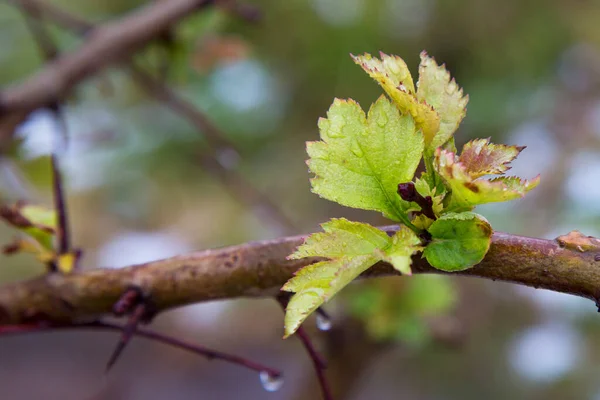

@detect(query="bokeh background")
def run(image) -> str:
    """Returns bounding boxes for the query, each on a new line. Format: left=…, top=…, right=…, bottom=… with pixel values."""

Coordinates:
left=2, top=0, right=600, bottom=399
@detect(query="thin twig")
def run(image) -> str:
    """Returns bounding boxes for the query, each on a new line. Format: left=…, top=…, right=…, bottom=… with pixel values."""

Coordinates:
left=126, top=63, right=298, bottom=233
left=13, top=0, right=298, bottom=235
left=0, top=0, right=217, bottom=140
left=50, top=154, right=70, bottom=253
left=0, top=321, right=282, bottom=376
left=16, top=0, right=58, bottom=60
left=17, top=1, right=73, bottom=257
left=277, top=293, right=332, bottom=400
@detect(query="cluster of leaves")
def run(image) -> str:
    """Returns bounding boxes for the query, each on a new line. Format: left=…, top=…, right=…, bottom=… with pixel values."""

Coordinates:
left=282, top=52, right=539, bottom=338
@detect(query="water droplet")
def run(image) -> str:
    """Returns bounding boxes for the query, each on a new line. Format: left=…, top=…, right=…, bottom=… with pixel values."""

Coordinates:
left=259, top=371, right=283, bottom=392
left=350, top=141, right=363, bottom=157
left=316, top=313, right=332, bottom=331
left=377, top=113, right=388, bottom=127
left=216, top=147, right=241, bottom=170
left=328, top=129, right=345, bottom=138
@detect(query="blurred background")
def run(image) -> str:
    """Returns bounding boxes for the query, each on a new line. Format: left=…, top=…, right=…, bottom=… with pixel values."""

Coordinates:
left=1, top=0, right=600, bottom=399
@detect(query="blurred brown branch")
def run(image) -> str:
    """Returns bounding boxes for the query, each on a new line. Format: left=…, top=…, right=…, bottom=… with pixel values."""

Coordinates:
left=0, top=0, right=216, bottom=142
left=0, top=229, right=598, bottom=325
left=10, top=0, right=297, bottom=234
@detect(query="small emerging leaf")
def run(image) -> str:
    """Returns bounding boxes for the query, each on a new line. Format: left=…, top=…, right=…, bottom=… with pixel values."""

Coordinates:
left=459, top=138, right=524, bottom=178
left=424, top=212, right=492, bottom=271
left=352, top=53, right=440, bottom=145
left=308, top=96, right=423, bottom=221
left=3, top=237, right=54, bottom=263
left=435, top=149, right=539, bottom=212
left=351, top=51, right=415, bottom=93
left=0, top=203, right=56, bottom=251
left=56, top=251, right=81, bottom=274
left=417, top=52, right=469, bottom=149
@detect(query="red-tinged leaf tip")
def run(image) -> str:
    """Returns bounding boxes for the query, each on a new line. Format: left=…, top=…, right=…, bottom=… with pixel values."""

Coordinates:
left=459, top=138, right=525, bottom=178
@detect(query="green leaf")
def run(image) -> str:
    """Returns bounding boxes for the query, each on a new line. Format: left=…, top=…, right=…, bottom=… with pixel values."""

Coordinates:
left=459, top=138, right=524, bottom=178
left=424, top=212, right=492, bottom=271
left=351, top=51, right=415, bottom=93
left=383, top=227, right=423, bottom=275
left=289, top=218, right=390, bottom=259
left=352, top=53, right=440, bottom=146
left=283, top=254, right=379, bottom=338
left=284, top=219, right=422, bottom=337
left=0, top=203, right=56, bottom=251
left=416, top=52, right=469, bottom=149
left=434, top=148, right=540, bottom=212
left=308, top=96, right=424, bottom=221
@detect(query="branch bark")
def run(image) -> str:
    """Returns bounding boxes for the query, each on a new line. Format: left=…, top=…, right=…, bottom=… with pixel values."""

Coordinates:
left=1, top=228, right=599, bottom=325
left=0, top=0, right=215, bottom=141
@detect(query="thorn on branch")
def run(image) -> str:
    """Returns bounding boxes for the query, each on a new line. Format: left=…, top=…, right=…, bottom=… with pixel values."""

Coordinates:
left=112, top=286, right=144, bottom=317
left=106, top=287, right=157, bottom=372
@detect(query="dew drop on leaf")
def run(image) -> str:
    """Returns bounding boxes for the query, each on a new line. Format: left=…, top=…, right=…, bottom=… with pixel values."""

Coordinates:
left=329, top=130, right=345, bottom=138
left=259, top=371, right=284, bottom=392
left=316, top=313, right=333, bottom=331
left=350, top=140, right=363, bottom=157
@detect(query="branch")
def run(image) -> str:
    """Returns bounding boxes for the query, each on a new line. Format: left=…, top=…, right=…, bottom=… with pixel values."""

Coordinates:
left=0, top=229, right=598, bottom=325
left=11, top=0, right=298, bottom=235
left=0, top=0, right=216, bottom=141
left=0, top=320, right=281, bottom=376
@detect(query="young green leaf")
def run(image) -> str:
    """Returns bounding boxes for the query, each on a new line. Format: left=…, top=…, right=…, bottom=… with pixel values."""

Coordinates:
left=424, top=212, right=492, bottom=271
left=3, top=237, right=54, bottom=263
left=383, top=227, right=423, bottom=275
left=283, top=254, right=379, bottom=338
left=459, top=138, right=524, bottom=178
left=308, top=96, right=424, bottom=222
left=284, top=219, right=422, bottom=337
left=351, top=52, right=416, bottom=93
left=0, top=203, right=56, bottom=251
left=410, top=185, right=444, bottom=230
left=435, top=149, right=540, bottom=212
left=416, top=52, right=469, bottom=150
left=289, top=218, right=391, bottom=260
left=352, top=53, right=440, bottom=145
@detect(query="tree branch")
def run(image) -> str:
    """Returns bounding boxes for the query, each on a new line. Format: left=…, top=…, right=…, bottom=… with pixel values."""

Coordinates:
left=0, top=0, right=216, bottom=141
left=0, top=229, right=599, bottom=325
left=0, top=320, right=281, bottom=376
left=10, top=0, right=299, bottom=235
